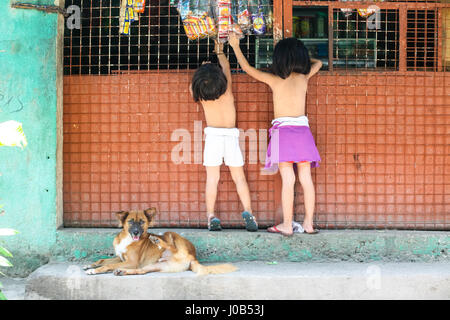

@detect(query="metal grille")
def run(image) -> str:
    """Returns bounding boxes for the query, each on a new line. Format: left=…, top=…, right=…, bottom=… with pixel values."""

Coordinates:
left=63, top=0, right=449, bottom=229
left=406, top=9, right=438, bottom=71
left=64, top=0, right=274, bottom=74
left=333, top=8, right=399, bottom=70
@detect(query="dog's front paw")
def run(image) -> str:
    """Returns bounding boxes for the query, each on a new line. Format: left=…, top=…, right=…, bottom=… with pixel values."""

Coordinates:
left=148, top=235, right=160, bottom=244
left=113, top=269, right=126, bottom=276
left=83, top=264, right=94, bottom=270
left=85, top=268, right=97, bottom=275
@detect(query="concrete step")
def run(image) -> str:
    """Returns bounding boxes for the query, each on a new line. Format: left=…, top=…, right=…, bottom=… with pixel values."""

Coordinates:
left=54, top=229, right=450, bottom=264
left=24, top=262, right=450, bottom=300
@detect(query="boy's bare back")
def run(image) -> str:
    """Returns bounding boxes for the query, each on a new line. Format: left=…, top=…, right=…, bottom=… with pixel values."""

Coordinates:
left=200, top=85, right=236, bottom=128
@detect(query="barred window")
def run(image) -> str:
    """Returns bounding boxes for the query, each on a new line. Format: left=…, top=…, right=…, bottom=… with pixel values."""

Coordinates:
left=64, top=0, right=274, bottom=75
left=333, top=8, right=399, bottom=70
left=407, top=9, right=438, bottom=71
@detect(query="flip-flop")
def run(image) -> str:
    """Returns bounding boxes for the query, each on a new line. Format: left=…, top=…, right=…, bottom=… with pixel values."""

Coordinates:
left=208, top=217, right=222, bottom=231
left=242, top=211, right=258, bottom=232
left=267, top=226, right=293, bottom=237
left=304, top=229, right=320, bottom=235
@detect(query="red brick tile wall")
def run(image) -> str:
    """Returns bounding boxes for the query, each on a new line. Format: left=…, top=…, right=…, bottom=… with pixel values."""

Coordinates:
left=63, top=72, right=449, bottom=229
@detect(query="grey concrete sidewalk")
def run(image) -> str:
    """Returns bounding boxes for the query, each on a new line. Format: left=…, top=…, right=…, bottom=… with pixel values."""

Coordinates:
left=22, top=261, right=450, bottom=300
left=1, top=278, right=26, bottom=300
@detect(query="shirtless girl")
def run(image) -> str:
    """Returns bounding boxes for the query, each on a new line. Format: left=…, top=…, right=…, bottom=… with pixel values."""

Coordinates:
left=229, top=34, right=322, bottom=236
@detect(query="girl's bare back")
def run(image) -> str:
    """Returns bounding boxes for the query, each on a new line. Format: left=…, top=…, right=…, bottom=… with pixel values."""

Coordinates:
left=271, top=73, right=308, bottom=119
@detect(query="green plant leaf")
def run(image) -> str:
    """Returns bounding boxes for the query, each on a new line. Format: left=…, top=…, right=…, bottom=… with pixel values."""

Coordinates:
left=0, top=290, right=6, bottom=300
left=0, top=246, right=12, bottom=258
left=0, top=229, right=18, bottom=236
left=0, top=256, right=12, bottom=267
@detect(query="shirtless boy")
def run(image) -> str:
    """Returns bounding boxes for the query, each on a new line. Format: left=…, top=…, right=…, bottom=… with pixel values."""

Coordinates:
left=190, top=41, right=258, bottom=232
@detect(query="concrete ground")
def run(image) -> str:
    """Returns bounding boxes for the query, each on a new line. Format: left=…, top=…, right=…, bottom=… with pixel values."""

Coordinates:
left=1, top=277, right=26, bottom=300
left=20, top=261, right=450, bottom=300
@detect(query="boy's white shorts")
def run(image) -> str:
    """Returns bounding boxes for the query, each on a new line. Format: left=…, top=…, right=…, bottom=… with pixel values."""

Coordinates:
left=203, top=127, right=244, bottom=167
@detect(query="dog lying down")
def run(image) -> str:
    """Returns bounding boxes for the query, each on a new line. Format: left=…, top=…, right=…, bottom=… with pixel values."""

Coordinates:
left=84, top=208, right=238, bottom=276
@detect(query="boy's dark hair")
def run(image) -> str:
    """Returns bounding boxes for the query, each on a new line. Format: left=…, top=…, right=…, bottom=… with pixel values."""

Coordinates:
left=271, top=38, right=311, bottom=79
left=191, top=63, right=228, bottom=102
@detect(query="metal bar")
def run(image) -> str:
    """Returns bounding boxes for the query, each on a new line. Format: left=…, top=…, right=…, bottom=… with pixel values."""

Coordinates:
left=292, top=1, right=450, bottom=9
left=11, top=2, right=69, bottom=16
left=273, top=0, right=283, bottom=42
left=284, top=0, right=293, bottom=37
left=437, top=7, right=443, bottom=71
left=328, top=5, right=334, bottom=71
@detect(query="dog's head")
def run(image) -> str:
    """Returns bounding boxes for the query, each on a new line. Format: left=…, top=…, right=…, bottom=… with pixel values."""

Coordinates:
left=116, top=208, right=157, bottom=241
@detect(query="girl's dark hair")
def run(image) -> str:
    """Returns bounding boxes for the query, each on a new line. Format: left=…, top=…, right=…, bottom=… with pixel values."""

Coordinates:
left=271, top=38, right=311, bottom=79
left=191, top=63, right=228, bottom=102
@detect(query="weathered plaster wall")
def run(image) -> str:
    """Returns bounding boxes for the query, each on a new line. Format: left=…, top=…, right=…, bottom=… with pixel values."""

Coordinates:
left=0, top=0, right=61, bottom=275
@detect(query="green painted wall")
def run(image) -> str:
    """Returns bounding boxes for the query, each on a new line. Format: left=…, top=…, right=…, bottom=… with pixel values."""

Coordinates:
left=0, top=0, right=60, bottom=275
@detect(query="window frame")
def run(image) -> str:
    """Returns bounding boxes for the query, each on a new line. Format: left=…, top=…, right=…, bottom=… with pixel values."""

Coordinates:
left=285, top=0, right=446, bottom=73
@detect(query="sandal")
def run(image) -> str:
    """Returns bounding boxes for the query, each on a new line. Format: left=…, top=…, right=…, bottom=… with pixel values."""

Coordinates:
left=303, top=228, right=320, bottom=234
left=208, top=216, right=222, bottom=231
left=242, top=211, right=258, bottom=232
left=267, top=226, right=293, bottom=237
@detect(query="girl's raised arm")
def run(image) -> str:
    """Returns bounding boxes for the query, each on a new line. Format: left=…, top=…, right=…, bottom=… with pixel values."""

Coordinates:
left=228, top=33, right=277, bottom=87
left=306, top=58, right=323, bottom=80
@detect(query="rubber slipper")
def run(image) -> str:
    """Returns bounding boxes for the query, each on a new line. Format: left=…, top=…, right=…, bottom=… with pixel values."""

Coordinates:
left=242, top=211, right=258, bottom=232
left=208, top=217, right=222, bottom=231
left=304, top=229, right=319, bottom=234
left=267, top=226, right=293, bottom=237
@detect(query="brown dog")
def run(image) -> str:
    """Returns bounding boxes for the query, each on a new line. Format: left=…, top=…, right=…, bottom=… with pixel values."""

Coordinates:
left=84, top=208, right=237, bottom=276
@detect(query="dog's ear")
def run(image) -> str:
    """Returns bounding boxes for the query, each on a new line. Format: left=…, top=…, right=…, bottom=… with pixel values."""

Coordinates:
left=115, top=211, right=129, bottom=227
left=143, top=207, right=157, bottom=225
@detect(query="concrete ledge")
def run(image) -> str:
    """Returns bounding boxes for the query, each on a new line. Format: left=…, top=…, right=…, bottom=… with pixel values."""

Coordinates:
left=25, top=262, right=450, bottom=300
left=53, top=229, right=450, bottom=265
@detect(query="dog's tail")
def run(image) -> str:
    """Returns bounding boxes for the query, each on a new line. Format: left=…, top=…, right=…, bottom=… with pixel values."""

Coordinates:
left=190, top=260, right=238, bottom=275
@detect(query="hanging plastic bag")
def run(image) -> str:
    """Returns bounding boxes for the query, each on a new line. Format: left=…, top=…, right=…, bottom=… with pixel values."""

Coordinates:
left=194, top=0, right=217, bottom=38
left=341, top=8, right=353, bottom=18
left=236, top=0, right=252, bottom=34
left=178, top=0, right=217, bottom=40
left=259, top=0, right=272, bottom=33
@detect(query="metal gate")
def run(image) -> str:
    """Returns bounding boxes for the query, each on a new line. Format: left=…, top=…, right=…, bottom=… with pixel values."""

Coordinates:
left=63, top=0, right=449, bottom=229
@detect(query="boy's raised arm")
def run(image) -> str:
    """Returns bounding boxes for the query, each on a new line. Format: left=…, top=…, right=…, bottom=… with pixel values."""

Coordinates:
left=214, top=40, right=232, bottom=90
left=228, top=33, right=277, bottom=87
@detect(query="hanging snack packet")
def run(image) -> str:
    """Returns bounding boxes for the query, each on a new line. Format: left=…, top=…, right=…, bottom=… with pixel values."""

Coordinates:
left=357, top=8, right=377, bottom=18
left=248, top=0, right=266, bottom=35
left=134, top=0, right=146, bottom=13
left=178, top=0, right=195, bottom=40
left=217, top=0, right=232, bottom=43
left=120, top=0, right=138, bottom=35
